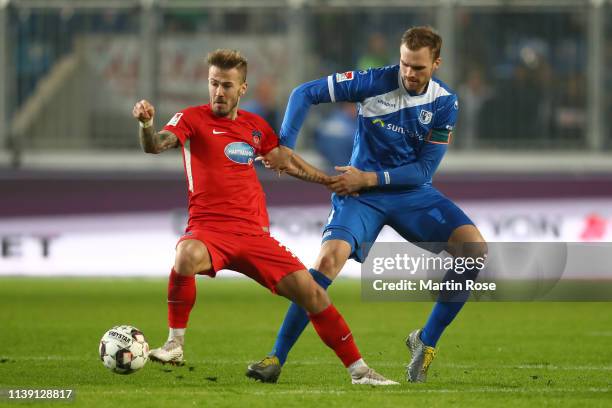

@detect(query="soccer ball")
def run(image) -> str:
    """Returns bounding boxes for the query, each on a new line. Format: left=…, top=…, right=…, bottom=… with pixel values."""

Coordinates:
left=99, top=325, right=149, bottom=374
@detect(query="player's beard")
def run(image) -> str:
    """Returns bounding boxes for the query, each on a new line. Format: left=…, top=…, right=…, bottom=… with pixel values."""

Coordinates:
left=212, top=98, right=238, bottom=118
left=403, top=76, right=427, bottom=93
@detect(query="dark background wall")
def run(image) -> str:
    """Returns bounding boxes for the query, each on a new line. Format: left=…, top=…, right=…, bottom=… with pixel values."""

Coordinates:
left=2, top=169, right=612, bottom=217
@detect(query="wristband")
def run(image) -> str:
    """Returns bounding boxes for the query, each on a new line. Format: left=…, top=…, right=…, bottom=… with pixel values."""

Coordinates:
left=377, top=170, right=390, bottom=186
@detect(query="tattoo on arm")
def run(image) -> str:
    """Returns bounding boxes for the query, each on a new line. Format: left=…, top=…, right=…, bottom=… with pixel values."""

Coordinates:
left=139, top=127, right=179, bottom=154
left=285, top=153, right=330, bottom=185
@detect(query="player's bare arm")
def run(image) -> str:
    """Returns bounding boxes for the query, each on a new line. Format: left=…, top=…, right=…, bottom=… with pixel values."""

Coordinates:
left=284, top=152, right=332, bottom=186
left=259, top=147, right=331, bottom=185
left=328, top=166, right=377, bottom=196
left=132, top=99, right=179, bottom=154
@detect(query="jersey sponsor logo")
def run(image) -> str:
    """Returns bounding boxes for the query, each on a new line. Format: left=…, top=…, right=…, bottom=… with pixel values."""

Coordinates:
left=418, top=109, right=433, bottom=125
left=212, top=129, right=227, bottom=135
left=336, top=71, right=354, bottom=82
left=224, top=142, right=255, bottom=165
left=372, top=119, right=386, bottom=128
left=371, top=119, right=424, bottom=141
left=454, top=100, right=459, bottom=110
left=376, top=99, right=396, bottom=109
left=167, top=112, right=183, bottom=126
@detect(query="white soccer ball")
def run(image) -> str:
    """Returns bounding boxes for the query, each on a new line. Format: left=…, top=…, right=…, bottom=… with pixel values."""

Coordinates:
left=99, top=325, right=149, bottom=374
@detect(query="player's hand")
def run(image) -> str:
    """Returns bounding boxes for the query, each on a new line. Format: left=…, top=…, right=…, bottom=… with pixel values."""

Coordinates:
left=255, top=153, right=286, bottom=177
left=259, top=146, right=294, bottom=173
left=132, top=99, right=155, bottom=123
left=328, top=166, right=377, bottom=196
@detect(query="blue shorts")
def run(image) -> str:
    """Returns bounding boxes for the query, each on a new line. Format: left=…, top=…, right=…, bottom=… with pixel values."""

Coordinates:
left=322, top=187, right=474, bottom=262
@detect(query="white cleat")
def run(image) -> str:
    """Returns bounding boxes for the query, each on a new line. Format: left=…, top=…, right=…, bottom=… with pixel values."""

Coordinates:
left=148, top=339, right=184, bottom=366
left=351, top=367, right=399, bottom=386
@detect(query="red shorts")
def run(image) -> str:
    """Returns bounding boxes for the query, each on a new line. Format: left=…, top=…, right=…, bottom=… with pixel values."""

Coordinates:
left=176, top=229, right=306, bottom=293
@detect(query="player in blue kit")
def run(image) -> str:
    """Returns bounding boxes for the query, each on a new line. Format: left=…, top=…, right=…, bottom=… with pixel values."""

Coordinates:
left=246, top=26, right=487, bottom=383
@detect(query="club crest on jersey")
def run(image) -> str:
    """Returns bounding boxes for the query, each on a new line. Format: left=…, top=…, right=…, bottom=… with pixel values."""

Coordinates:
left=251, top=130, right=262, bottom=146
left=336, top=71, right=354, bottom=82
left=418, top=109, right=433, bottom=125
left=224, top=142, right=255, bottom=165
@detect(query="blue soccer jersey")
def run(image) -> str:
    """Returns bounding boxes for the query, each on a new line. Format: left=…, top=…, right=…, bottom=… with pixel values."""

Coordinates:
left=279, top=65, right=473, bottom=260
left=280, top=65, right=458, bottom=190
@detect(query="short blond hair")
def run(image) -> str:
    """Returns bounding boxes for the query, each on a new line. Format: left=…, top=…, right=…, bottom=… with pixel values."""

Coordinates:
left=207, top=49, right=248, bottom=83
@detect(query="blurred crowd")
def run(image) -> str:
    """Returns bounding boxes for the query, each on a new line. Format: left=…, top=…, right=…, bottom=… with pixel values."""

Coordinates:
left=9, top=6, right=612, bottom=158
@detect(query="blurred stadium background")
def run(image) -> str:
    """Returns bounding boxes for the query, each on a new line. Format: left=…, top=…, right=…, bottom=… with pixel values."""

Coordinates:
left=1, top=0, right=612, bottom=277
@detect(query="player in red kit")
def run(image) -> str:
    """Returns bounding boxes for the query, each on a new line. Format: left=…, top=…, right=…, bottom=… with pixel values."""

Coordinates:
left=131, top=49, right=396, bottom=385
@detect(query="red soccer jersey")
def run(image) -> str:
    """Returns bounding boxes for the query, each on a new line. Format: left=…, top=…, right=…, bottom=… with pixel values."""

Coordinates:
left=163, top=104, right=278, bottom=235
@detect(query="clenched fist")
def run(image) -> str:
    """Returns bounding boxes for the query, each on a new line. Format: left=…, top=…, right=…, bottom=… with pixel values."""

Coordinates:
left=132, top=99, right=155, bottom=123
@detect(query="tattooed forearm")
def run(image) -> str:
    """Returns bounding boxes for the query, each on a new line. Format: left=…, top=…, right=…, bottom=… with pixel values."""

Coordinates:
left=139, top=125, right=157, bottom=153
left=285, top=154, right=331, bottom=185
left=288, top=167, right=328, bottom=184
left=139, top=127, right=178, bottom=154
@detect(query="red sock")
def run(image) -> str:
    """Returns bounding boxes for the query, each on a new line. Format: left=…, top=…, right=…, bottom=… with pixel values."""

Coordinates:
left=309, top=304, right=362, bottom=367
left=167, top=268, right=196, bottom=329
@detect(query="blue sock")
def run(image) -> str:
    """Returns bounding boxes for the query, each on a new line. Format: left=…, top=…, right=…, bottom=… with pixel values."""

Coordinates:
left=420, top=301, right=464, bottom=347
left=420, top=266, right=478, bottom=347
left=270, top=269, right=332, bottom=365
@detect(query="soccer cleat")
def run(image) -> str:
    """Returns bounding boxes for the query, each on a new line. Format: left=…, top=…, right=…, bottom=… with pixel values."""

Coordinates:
left=148, top=338, right=185, bottom=366
left=351, top=366, right=399, bottom=386
left=406, top=328, right=436, bottom=382
left=245, top=356, right=281, bottom=383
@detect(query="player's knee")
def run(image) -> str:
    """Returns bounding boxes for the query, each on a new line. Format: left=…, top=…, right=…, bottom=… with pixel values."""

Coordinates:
left=314, top=240, right=351, bottom=279
left=175, top=243, right=211, bottom=276
left=448, top=225, right=488, bottom=261
left=315, top=251, right=346, bottom=279
left=463, top=241, right=488, bottom=263
left=277, top=270, right=330, bottom=313
left=174, top=255, right=197, bottom=276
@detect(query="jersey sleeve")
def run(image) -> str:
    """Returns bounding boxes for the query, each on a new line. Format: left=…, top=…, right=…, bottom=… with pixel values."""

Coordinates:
left=330, top=67, right=392, bottom=103
left=427, top=94, right=458, bottom=145
left=279, top=67, right=394, bottom=149
left=257, top=117, right=279, bottom=155
left=279, top=77, right=332, bottom=149
left=376, top=142, right=447, bottom=188
left=162, top=109, right=194, bottom=145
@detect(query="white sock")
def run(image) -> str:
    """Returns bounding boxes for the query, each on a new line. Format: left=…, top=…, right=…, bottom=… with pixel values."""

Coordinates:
left=347, top=358, right=368, bottom=377
left=168, top=328, right=185, bottom=344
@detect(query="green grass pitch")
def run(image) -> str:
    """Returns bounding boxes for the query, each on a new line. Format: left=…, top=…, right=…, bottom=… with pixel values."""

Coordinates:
left=0, top=277, right=611, bottom=407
